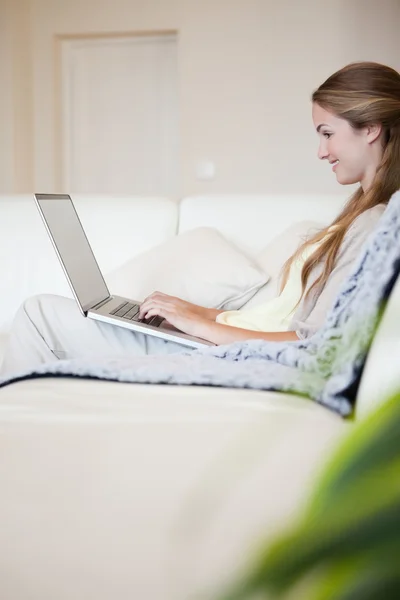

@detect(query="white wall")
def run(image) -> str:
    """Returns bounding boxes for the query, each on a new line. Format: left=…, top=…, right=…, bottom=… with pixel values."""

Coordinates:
left=1, top=0, right=399, bottom=196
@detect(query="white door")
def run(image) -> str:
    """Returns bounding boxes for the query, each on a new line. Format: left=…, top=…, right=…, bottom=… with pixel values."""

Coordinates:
left=61, top=33, right=179, bottom=196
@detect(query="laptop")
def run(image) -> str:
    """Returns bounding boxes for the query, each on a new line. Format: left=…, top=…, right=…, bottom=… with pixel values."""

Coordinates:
left=34, top=193, right=215, bottom=349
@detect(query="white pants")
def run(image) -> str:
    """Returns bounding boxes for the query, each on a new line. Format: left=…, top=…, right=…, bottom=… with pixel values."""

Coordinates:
left=1, top=294, right=184, bottom=377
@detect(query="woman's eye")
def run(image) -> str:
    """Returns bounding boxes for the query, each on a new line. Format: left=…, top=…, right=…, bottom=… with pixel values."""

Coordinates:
left=323, top=132, right=332, bottom=139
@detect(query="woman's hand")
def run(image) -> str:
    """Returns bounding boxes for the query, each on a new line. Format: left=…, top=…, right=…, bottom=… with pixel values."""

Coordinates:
left=139, top=292, right=213, bottom=338
left=139, top=292, right=222, bottom=323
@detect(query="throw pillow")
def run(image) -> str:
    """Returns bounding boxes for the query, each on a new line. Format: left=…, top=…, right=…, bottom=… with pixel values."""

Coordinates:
left=105, top=227, right=270, bottom=310
left=243, top=220, right=323, bottom=309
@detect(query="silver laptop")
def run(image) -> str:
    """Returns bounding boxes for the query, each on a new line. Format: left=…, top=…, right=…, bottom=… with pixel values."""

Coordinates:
left=34, top=193, right=214, bottom=349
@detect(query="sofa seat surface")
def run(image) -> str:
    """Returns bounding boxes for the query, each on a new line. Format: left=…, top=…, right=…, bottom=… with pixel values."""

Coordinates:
left=0, top=377, right=345, bottom=422
left=0, top=378, right=347, bottom=600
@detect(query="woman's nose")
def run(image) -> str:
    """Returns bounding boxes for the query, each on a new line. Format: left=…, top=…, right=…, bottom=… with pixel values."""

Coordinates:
left=318, top=143, right=329, bottom=160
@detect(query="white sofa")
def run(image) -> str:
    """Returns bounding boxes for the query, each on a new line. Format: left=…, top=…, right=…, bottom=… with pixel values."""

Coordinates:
left=0, top=193, right=399, bottom=600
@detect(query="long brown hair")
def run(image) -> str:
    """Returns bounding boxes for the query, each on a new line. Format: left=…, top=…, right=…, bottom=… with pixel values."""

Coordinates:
left=280, top=61, right=400, bottom=302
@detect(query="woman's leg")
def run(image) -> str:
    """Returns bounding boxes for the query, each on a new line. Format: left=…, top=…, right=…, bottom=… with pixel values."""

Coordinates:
left=1, top=294, right=184, bottom=376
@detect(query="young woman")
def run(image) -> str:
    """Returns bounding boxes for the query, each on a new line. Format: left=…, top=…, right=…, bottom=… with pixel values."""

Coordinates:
left=2, top=61, right=400, bottom=375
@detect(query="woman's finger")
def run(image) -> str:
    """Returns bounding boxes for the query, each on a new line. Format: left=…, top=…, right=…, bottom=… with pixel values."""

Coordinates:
left=139, top=298, right=158, bottom=317
left=141, top=300, right=174, bottom=319
left=143, top=306, right=171, bottom=320
left=141, top=296, right=179, bottom=318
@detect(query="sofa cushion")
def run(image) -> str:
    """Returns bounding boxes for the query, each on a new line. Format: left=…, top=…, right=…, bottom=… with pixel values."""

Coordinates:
left=106, top=227, right=270, bottom=310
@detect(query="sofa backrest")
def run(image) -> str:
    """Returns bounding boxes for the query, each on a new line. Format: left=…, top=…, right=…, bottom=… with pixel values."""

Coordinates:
left=355, top=274, right=400, bottom=420
left=178, top=194, right=348, bottom=255
left=0, top=194, right=178, bottom=331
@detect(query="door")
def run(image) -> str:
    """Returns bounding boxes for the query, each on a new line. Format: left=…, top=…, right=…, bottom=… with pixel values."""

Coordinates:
left=61, top=33, right=179, bottom=196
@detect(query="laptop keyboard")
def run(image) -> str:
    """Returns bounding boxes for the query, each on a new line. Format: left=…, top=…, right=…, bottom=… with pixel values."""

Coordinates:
left=109, top=301, right=164, bottom=329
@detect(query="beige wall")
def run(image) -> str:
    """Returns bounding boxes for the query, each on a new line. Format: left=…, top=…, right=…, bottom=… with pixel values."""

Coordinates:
left=0, top=0, right=33, bottom=192
left=1, top=0, right=400, bottom=195
left=0, top=0, right=16, bottom=192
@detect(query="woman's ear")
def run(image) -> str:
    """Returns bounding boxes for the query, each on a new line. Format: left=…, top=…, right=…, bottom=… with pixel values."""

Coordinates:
left=366, top=123, right=382, bottom=144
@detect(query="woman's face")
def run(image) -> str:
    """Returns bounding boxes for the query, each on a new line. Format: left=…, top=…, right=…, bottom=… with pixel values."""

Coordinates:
left=312, top=102, right=382, bottom=190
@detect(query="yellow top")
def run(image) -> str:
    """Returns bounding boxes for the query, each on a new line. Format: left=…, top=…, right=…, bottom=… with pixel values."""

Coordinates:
left=216, top=237, right=324, bottom=332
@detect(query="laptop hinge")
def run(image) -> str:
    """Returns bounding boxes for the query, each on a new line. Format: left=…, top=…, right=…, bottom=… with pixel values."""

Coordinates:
left=90, top=296, right=112, bottom=311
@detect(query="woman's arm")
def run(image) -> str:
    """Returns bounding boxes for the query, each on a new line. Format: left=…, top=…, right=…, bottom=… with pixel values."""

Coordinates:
left=140, top=294, right=298, bottom=344
left=204, top=307, right=225, bottom=320
left=140, top=291, right=298, bottom=344
left=191, top=320, right=299, bottom=345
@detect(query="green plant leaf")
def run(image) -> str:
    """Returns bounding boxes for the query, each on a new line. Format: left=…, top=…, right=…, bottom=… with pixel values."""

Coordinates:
left=294, top=553, right=400, bottom=600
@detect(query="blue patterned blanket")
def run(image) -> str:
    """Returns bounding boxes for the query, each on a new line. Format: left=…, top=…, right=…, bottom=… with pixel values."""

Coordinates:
left=2, top=191, right=400, bottom=416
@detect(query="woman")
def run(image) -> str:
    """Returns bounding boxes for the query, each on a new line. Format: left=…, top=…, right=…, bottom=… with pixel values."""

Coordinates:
left=2, top=61, right=400, bottom=375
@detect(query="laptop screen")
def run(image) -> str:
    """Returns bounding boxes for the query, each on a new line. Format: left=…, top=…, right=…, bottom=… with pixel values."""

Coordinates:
left=35, top=194, right=110, bottom=312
